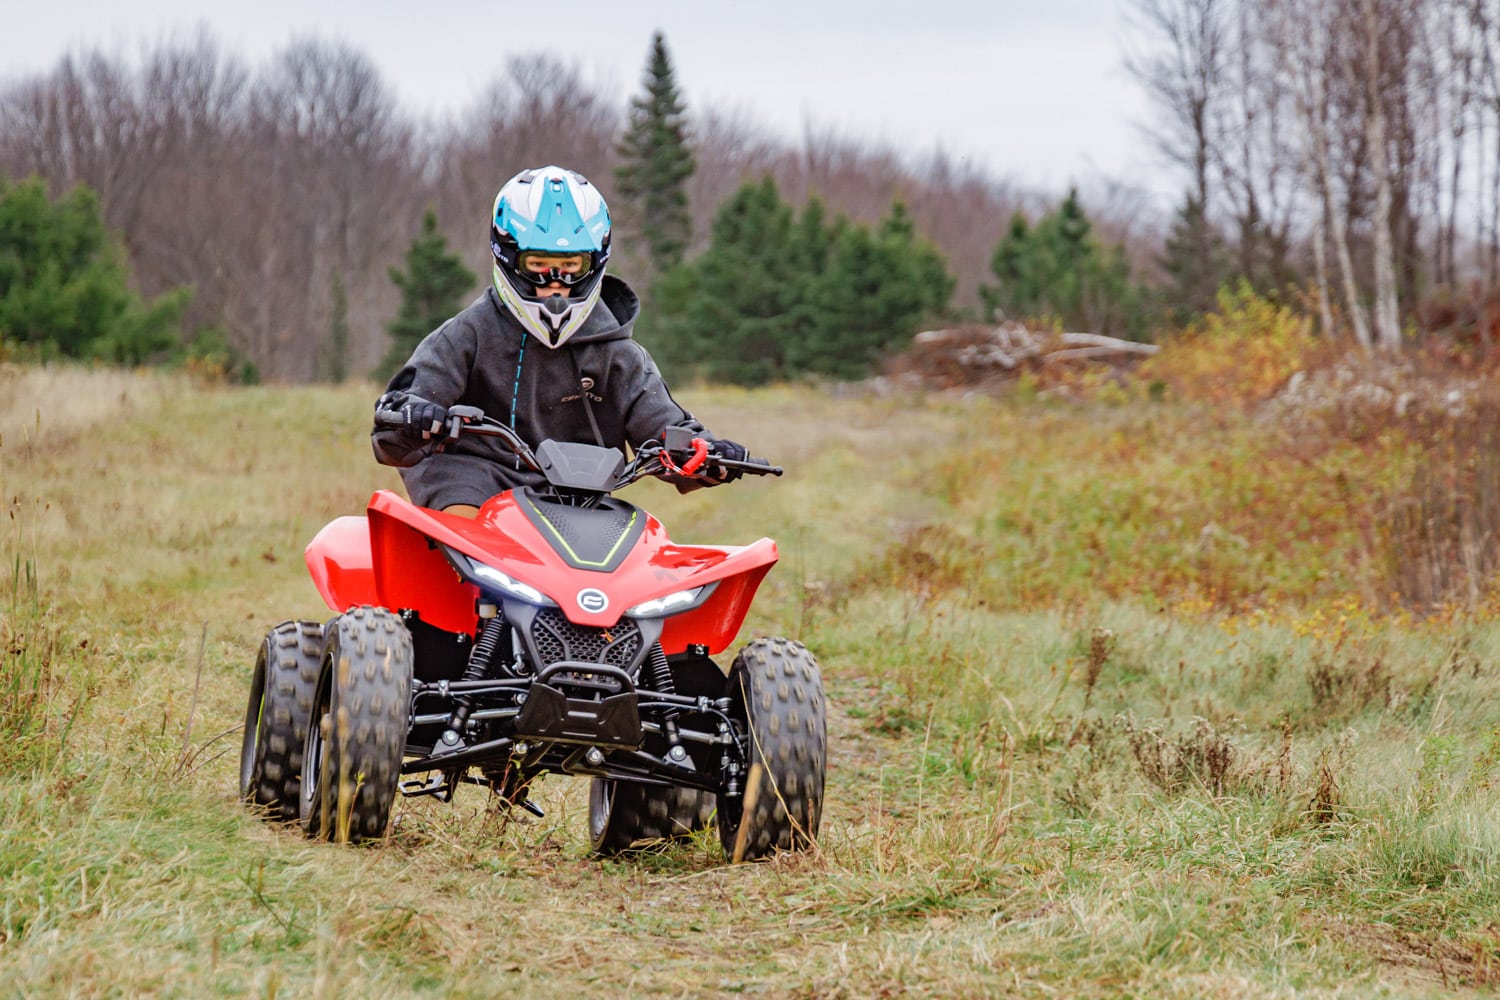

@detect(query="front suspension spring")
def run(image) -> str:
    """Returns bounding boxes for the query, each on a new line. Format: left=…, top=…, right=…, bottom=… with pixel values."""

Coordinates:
left=441, top=614, right=506, bottom=745
left=645, top=642, right=686, bottom=755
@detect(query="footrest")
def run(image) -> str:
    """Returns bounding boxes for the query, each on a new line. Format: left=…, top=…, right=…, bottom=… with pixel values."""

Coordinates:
left=398, top=774, right=454, bottom=800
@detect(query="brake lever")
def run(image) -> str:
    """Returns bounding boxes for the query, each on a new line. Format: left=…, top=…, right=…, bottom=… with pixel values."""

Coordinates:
left=436, top=403, right=479, bottom=439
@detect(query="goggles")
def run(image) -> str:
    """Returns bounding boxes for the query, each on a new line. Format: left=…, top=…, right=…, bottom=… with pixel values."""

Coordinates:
left=515, top=250, right=593, bottom=286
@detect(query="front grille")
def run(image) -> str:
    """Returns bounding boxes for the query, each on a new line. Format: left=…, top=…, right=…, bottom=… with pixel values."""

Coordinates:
left=529, top=609, right=642, bottom=670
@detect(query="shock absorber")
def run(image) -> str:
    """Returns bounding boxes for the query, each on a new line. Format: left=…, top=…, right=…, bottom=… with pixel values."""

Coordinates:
left=438, top=606, right=505, bottom=749
left=645, top=642, right=689, bottom=764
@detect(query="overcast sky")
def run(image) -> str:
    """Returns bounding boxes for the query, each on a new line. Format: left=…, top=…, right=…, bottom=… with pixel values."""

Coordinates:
left=3, top=0, right=1174, bottom=209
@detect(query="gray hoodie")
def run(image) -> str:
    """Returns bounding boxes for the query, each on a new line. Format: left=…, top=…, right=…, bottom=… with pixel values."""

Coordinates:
left=372, top=275, right=710, bottom=509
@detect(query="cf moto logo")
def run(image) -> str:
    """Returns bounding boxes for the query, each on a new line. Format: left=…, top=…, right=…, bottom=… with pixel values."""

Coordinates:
left=576, top=589, right=609, bottom=614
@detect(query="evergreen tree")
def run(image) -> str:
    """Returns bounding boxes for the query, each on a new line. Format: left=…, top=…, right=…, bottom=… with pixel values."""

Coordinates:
left=649, top=177, right=797, bottom=384
left=868, top=201, right=953, bottom=343
left=615, top=31, right=695, bottom=276
left=794, top=202, right=953, bottom=379
left=644, top=181, right=954, bottom=385
left=981, top=188, right=1142, bottom=338
left=1159, top=192, right=1230, bottom=324
left=980, top=213, right=1039, bottom=321
left=0, top=175, right=186, bottom=363
left=377, top=208, right=475, bottom=378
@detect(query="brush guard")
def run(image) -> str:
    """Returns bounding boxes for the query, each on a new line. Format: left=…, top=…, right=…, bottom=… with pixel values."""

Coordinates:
left=512, top=662, right=643, bottom=747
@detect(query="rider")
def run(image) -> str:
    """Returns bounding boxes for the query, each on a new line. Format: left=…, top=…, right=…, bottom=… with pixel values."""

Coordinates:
left=372, top=165, right=748, bottom=515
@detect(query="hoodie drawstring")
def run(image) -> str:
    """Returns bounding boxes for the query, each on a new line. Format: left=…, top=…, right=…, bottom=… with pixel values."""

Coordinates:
left=509, top=336, right=527, bottom=470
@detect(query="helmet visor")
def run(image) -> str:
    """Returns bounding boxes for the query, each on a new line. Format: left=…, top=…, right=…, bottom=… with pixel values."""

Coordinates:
left=516, top=250, right=593, bottom=286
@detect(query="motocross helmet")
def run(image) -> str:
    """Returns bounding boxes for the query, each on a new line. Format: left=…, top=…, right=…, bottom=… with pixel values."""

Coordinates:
left=490, top=165, right=612, bottom=348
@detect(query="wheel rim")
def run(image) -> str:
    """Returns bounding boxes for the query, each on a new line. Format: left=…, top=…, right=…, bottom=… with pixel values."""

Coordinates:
left=238, top=646, right=269, bottom=799
left=589, top=778, right=616, bottom=843
left=302, top=660, right=333, bottom=831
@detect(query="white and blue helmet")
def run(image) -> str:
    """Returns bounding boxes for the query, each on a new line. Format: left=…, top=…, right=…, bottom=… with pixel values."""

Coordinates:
left=490, top=165, right=612, bottom=348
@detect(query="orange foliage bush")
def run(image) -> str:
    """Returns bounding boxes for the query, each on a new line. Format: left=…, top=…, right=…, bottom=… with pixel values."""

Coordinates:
left=1132, top=284, right=1328, bottom=407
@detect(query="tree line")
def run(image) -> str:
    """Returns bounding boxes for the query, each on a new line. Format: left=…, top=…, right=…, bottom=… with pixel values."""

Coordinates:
left=4, top=12, right=1498, bottom=383
left=1127, top=0, right=1500, bottom=351
left=0, top=31, right=1043, bottom=383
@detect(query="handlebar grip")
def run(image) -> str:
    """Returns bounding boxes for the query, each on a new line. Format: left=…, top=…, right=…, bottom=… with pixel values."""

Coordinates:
left=374, top=408, right=406, bottom=430
left=719, top=456, right=784, bottom=477
left=748, top=458, right=784, bottom=477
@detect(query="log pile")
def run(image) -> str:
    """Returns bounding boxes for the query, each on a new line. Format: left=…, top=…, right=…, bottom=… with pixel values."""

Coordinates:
left=886, top=323, right=1159, bottom=391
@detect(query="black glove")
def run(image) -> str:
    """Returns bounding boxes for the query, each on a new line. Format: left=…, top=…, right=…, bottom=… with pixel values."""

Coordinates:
left=402, top=399, right=450, bottom=441
left=707, top=439, right=748, bottom=483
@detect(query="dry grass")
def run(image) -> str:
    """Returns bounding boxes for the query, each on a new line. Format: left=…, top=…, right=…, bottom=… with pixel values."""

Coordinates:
left=1, top=364, right=1498, bottom=997
left=0, top=362, right=181, bottom=449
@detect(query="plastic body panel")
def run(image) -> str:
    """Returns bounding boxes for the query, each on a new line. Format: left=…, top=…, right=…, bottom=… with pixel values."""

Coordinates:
left=304, top=516, right=378, bottom=615
left=303, top=489, right=778, bottom=656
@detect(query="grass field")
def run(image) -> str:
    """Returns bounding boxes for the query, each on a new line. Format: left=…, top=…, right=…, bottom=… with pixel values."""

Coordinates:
left=2, top=356, right=1499, bottom=998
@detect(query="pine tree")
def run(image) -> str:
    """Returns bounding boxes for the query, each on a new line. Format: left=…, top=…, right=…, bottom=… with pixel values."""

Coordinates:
left=643, top=181, right=954, bottom=385
left=377, top=208, right=475, bottom=378
left=647, top=177, right=798, bottom=384
left=981, top=189, right=1143, bottom=338
left=1160, top=192, right=1230, bottom=324
left=794, top=202, right=953, bottom=379
left=981, top=213, right=1039, bottom=321
left=615, top=31, right=695, bottom=276
left=0, top=175, right=186, bottom=364
left=868, top=201, right=953, bottom=345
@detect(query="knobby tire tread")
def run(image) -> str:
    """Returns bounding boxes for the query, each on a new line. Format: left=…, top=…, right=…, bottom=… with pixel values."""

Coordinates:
left=718, top=637, right=827, bottom=861
left=242, top=619, right=323, bottom=821
left=303, top=606, right=412, bottom=843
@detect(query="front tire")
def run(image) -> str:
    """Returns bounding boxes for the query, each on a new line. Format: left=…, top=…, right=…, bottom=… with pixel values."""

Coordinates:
left=239, top=620, right=324, bottom=821
left=588, top=778, right=715, bottom=855
left=716, top=638, right=827, bottom=862
left=300, top=607, right=412, bottom=843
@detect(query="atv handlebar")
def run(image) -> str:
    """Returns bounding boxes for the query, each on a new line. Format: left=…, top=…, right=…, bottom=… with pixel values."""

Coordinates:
left=373, top=403, right=780, bottom=486
left=375, top=404, right=544, bottom=472
left=633, top=438, right=782, bottom=482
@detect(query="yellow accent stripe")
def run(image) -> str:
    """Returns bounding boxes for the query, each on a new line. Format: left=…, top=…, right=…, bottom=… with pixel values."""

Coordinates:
left=533, top=505, right=638, bottom=568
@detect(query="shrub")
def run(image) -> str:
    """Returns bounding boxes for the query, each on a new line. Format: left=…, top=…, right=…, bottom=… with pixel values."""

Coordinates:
left=1134, top=283, right=1323, bottom=406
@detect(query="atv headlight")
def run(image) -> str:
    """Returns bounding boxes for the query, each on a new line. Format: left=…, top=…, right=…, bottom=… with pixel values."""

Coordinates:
left=444, top=548, right=557, bottom=606
left=471, top=563, right=555, bottom=605
left=627, top=584, right=711, bottom=618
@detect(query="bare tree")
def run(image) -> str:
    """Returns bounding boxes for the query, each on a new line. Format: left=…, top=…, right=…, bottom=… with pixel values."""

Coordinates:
left=243, top=39, right=419, bottom=379
left=1125, top=0, right=1228, bottom=214
left=1470, top=0, right=1500, bottom=295
left=1356, top=0, right=1404, bottom=351
left=1271, top=0, right=1374, bottom=348
left=682, top=107, right=782, bottom=258
left=433, top=56, right=620, bottom=283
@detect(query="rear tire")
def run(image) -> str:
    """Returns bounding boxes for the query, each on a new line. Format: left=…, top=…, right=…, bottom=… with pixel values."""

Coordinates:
left=716, top=638, right=827, bottom=862
left=588, top=778, right=715, bottom=855
left=239, top=620, right=324, bottom=821
left=300, top=606, right=412, bottom=843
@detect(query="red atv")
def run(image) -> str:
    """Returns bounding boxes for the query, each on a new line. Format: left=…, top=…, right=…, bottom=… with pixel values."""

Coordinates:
left=239, top=409, right=826, bottom=861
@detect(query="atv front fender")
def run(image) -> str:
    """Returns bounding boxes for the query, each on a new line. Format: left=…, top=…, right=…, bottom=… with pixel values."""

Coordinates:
left=305, top=516, right=379, bottom=614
